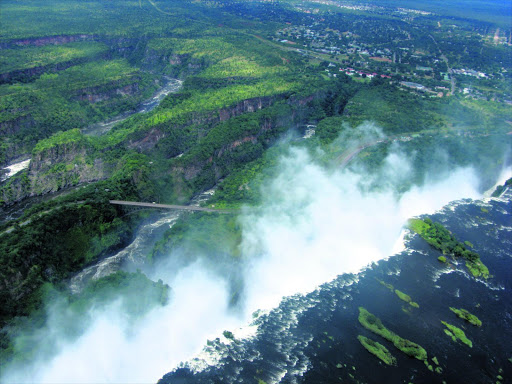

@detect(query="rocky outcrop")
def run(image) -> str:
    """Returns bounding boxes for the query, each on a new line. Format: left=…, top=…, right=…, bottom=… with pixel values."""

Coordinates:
left=0, top=34, right=96, bottom=49
left=218, top=96, right=274, bottom=121
left=76, top=82, right=139, bottom=103
left=168, top=90, right=325, bottom=198
left=215, top=135, right=258, bottom=159
left=1, top=140, right=109, bottom=205
left=30, top=141, right=87, bottom=171
left=0, top=115, right=35, bottom=136
left=127, top=95, right=276, bottom=153
left=127, top=127, right=165, bottom=152
left=0, top=58, right=91, bottom=84
left=31, top=141, right=108, bottom=193
left=175, top=117, right=281, bottom=185
left=142, top=50, right=206, bottom=79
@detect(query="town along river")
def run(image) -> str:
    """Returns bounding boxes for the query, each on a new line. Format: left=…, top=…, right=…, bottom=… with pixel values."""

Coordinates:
left=159, top=190, right=512, bottom=384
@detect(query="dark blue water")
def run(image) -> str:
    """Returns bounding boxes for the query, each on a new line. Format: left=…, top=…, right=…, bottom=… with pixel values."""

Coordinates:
left=159, top=190, right=512, bottom=384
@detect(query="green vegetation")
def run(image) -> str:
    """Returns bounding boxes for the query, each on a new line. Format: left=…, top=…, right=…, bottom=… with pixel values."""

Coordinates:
left=377, top=279, right=394, bottom=291
left=408, top=218, right=489, bottom=279
left=438, top=256, right=447, bottom=263
left=465, top=259, right=490, bottom=279
left=71, top=270, right=169, bottom=315
left=149, top=77, right=297, bottom=127
left=32, top=129, right=91, bottom=154
left=449, top=307, right=482, bottom=327
left=376, top=280, right=419, bottom=308
left=357, top=335, right=397, bottom=365
left=343, top=84, right=446, bottom=135
left=0, top=42, right=108, bottom=75
left=151, top=212, right=241, bottom=263
left=441, top=321, right=473, bottom=348
left=0, top=0, right=334, bottom=345
left=0, top=58, right=155, bottom=157
left=206, top=145, right=283, bottom=209
left=358, top=307, right=428, bottom=361
left=0, top=176, right=151, bottom=326
left=395, top=290, right=420, bottom=309
left=492, top=178, right=512, bottom=197
left=223, top=330, right=235, bottom=340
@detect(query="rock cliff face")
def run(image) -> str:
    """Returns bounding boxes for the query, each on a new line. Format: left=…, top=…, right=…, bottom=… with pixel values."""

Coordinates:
left=0, top=58, right=90, bottom=84
left=0, top=115, right=35, bottom=136
left=142, top=50, right=206, bottom=79
left=76, top=82, right=139, bottom=103
left=170, top=91, right=323, bottom=198
left=127, top=95, right=276, bottom=153
left=218, top=96, right=274, bottom=121
left=1, top=142, right=109, bottom=204
left=0, top=34, right=96, bottom=49
left=127, top=128, right=166, bottom=152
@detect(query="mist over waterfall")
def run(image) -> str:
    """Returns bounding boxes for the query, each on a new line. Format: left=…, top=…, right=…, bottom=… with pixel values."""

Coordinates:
left=2, top=127, right=499, bottom=384
left=238, top=147, right=482, bottom=312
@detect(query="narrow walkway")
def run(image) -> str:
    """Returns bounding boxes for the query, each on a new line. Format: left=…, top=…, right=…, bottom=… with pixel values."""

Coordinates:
left=109, top=200, right=233, bottom=213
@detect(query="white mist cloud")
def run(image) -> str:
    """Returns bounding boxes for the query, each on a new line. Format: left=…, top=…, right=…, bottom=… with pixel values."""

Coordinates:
left=2, top=262, right=241, bottom=384
left=239, top=146, right=480, bottom=312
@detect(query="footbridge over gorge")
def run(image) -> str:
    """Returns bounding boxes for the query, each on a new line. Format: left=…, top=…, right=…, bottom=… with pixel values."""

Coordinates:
left=109, top=200, right=235, bottom=214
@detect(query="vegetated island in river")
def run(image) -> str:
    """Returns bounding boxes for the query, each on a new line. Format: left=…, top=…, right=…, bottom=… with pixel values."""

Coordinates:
left=358, top=307, right=428, bottom=362
left=357, top=335, right=397, bottom=366
left=376, top=279, right=420, bottom=309
left=407, top=218, right=489, bottom=279
left=441, top=321, right=473, bottom=348
left=449, top=307, right=482, bottom=327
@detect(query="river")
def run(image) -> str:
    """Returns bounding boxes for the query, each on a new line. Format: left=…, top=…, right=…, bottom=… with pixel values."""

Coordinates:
left=159, top=188, right=512, bottom=384
left=80, top=76, right=182, bottom=136
left=68, top=189, right=215, bottom=293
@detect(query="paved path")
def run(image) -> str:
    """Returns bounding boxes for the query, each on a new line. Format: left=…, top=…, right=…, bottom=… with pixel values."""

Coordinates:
left=109, top=200, right=233, bottom=213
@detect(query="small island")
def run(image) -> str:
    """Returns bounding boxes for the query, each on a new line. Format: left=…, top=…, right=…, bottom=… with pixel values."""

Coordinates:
left=377, top=280, right=419, bottom=308
left=408, top=218, right=489, bottom=279
left=395, top=290, right=420, bottom=308
left=449, top=307, right=482, bottom=327
left=441, top=321, right=473, bottom=348
left=357, top=335, right=397, bottom=366
left=358, top=307, right=428, bottom=361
